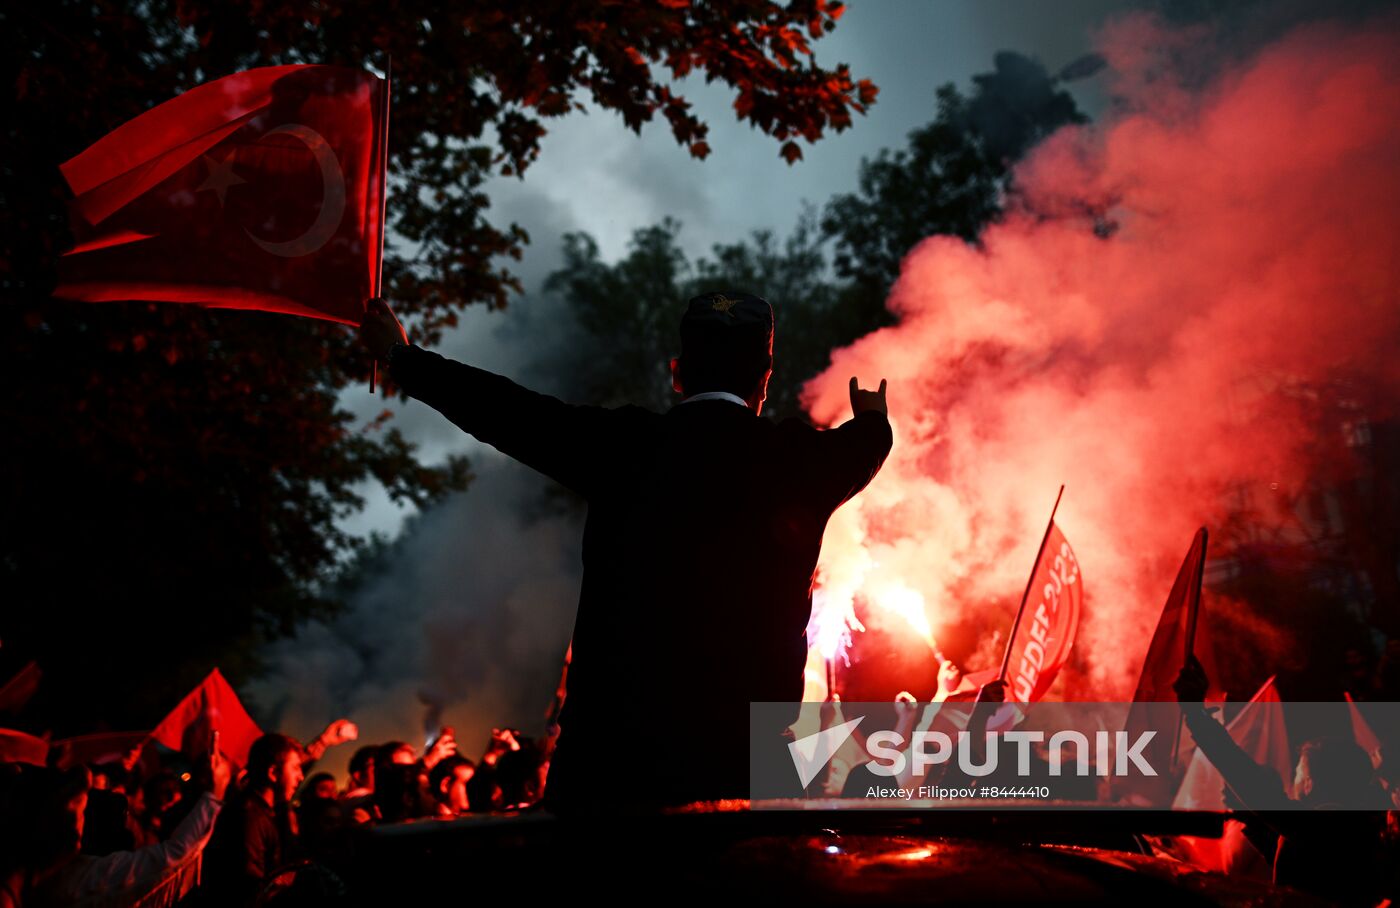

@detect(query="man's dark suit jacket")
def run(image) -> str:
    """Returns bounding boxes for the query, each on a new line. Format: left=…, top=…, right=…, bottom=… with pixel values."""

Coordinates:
left=391, top=346, right=892, bottom=810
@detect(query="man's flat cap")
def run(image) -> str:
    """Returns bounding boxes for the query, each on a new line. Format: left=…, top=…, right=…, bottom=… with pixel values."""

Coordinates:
left=682, top=291, right=774, bottom=338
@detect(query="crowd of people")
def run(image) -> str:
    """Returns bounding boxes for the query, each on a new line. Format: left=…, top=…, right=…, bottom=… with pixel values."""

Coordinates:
left=5, top=642, right=1400, bottom=906
left=0, top=720, right=553, bottom=908
left=3, top=666, right=1400, bottom=906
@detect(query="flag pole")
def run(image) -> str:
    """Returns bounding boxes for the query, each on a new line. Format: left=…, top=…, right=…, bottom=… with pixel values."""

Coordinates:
left=998, top=484, right=1065, bottom=683
left=1183, top=527, right=1207, bottom=662
left=369, top=54, right=392, bottom=393
left=1171, top=526, right=1209, bottom=767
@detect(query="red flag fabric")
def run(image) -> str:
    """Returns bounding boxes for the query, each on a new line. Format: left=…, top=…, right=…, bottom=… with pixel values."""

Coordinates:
left=1345, top=692, right=1383, bottom=768
left=1131, top=528, right=1209, bottom=703
left=1003, top=522, right=1082, bottom=703
left=0, top=728, right=50, bottom=765
left=1119, top=527, right=1208, bottom=805
left=0, top=661, right=42, bottom=715
left=55, top=64, right=387, bottom=324
left=50, top=731, right=151, bottom=769
left=148, top=669, right=262, bottom=768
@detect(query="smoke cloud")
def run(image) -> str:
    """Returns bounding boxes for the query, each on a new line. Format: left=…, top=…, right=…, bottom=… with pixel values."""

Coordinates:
left=803, top=14, right=1400, bottom=698
left=248, top=458, right=580, bottom=772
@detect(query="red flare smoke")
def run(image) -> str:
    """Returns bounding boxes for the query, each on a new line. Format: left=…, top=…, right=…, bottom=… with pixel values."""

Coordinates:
left=804, top=16, right=1400, bottom=699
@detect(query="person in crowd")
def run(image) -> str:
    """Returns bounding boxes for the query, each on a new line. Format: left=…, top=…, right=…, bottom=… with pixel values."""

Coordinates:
left=364, top=730, right=459, bottom=822
left=376, top=729, right=455, bottom=774
left=493, top=740, right=546, bottom=809
left=342, top=746, right=375, bottom=798
left=0, top=763, right=89, bottom=908
left=372, top=762, right=434, bottom=824
left=1175, top=655, right=1389, bottom=905
left=377, top=740, right=416, bottom=769
left=848, top=658, right=985, bottom=795
left=137, top=771, right=183, bottom=843
left=302, top=773, right=338, bottom=803
left=88, top=762, right=127, bottom=794
left=295, top=772, right=352, bottom=877
left=79, top=788, right=136, bottom=858
left=428, top=755, right=474, bottom=817
left=465, top=728, right=524, bottom=813
left=34, top=749, right=230, bottom=907
left=200, top=734, right=304, bottom=906
left=339, top=746, right=377, bottom=825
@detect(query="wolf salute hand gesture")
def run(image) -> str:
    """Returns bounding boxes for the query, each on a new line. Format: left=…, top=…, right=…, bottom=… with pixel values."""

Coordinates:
left=849, top=376, right=889, bottom=417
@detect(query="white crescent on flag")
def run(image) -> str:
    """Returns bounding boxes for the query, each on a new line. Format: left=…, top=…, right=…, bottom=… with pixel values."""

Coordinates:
left=245, top=123, right=347, bottom=257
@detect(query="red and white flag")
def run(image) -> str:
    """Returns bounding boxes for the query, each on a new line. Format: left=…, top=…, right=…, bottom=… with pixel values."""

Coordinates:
left=55, top=64, right=388, bottom=324
left=1003, top=521, right=1082, bottom=703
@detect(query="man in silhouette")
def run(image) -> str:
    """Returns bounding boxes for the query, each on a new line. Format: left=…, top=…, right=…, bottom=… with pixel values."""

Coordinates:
left=361, top=291, right=892, bottom=811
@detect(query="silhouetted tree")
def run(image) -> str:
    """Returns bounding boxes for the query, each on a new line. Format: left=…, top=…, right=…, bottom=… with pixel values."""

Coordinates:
left=542, top=52, right=1091, bottom=427
left=822, top=51, right=1093, bottom=333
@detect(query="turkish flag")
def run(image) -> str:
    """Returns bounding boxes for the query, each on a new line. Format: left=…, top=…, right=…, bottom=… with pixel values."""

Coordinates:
left=147, top=668, right=262, bottom=768
left=55, top=64, right=387, bottom=325
left=1003, top=522, right=1082, bottom=703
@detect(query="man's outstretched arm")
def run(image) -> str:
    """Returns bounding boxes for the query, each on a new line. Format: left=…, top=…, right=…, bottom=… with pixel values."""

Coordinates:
left=360, top=297, right=619, bottom=497
left=1174, top=656, right=1289, bottom=812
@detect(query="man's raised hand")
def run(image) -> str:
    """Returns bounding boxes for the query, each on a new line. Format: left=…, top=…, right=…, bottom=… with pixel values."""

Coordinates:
left=207, top=747, right=232, bottom=801
left=1173, top=655, right=1211, bottom=704
left=849, top=376, right=888, bottom=418
left=424, top=726, right=457, bottom=769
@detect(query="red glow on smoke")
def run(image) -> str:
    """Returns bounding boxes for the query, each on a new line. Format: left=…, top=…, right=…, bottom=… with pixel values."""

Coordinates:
left=804, top=16, right=1400, bottom=699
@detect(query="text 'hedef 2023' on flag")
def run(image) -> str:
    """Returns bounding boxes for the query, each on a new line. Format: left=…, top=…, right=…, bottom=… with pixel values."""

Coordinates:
left=1000, top=487, right=1082, bottom=704
left=54, top=64, right=389, bottom=325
